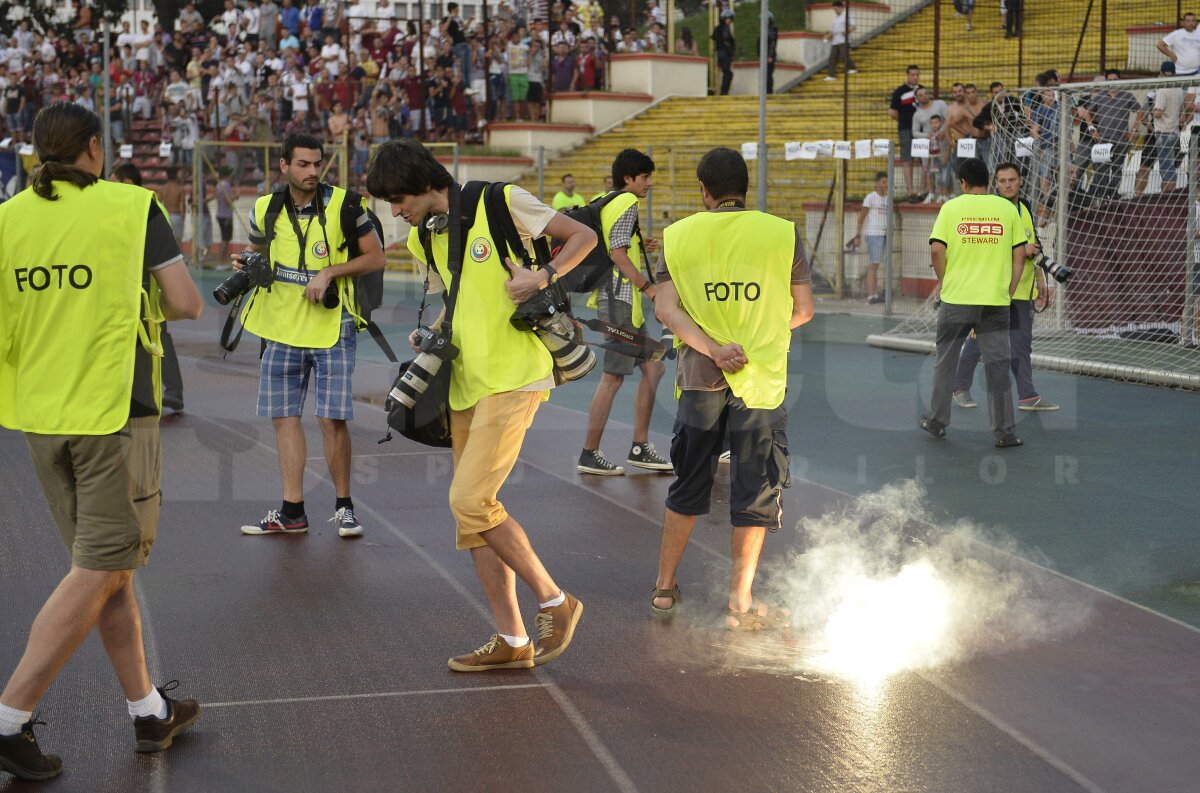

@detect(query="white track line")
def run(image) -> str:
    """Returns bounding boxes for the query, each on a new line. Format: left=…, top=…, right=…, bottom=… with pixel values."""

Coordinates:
left=192, top=414, right=641, bottom=793
left=204, top=683, right=548, bottom=709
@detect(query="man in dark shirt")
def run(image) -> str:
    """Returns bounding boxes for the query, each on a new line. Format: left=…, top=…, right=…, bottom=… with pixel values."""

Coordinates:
left=890, top=64, right=923, bottom=198
left=712, top=9, right=735, bottom=96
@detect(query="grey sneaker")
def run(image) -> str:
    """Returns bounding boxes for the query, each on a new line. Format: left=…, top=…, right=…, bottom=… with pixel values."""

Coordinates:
left=952, top=390, right=977, bottom=408
left=331, top=506, right=363, bottom=538
left=1018, top=396, right=1060, bottom=411
left=577, top=449, right=625, bottom=476
left=626, top=441, right=673, bottom=471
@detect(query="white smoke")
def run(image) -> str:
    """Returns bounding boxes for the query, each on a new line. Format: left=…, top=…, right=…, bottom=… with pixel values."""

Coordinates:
left=747, top=480, right=1094, bottom=684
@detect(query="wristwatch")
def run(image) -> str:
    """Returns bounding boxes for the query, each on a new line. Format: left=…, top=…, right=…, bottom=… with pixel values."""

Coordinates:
left=541, top=263, right=559, bottom=286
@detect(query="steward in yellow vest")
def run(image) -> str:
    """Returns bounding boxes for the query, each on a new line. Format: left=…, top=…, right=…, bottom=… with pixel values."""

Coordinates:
left=235, top=133, right=385, bottom=540
left=650, top=146, right=815, bottom=630
left=367, top=138, right=596, bottom=672
left=578, top=148, right=673, bottom=477
left=0, top=101, right=203, bottom=781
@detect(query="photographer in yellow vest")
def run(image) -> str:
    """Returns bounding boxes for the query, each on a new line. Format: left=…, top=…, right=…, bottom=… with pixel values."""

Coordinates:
left=0, top=101, right=204, bottom=781
left=366, top=139, right=595, bottom=672
left=650, top=146, right=815, bottom=629
left=577, top=149, right=672, bottom=476
left=234, top=133, right=386, bottom=539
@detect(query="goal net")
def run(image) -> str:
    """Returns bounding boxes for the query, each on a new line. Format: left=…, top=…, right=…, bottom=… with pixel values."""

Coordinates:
left=872, top=76, right=1200, bottom=389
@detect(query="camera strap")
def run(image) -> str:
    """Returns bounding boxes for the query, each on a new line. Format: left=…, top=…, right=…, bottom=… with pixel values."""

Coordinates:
left=417, top=182, right=468, bottom=340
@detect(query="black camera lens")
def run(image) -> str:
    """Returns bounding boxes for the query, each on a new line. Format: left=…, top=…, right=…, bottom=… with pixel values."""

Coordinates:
left=322, top=282, right=339, bottom=309
left=213, top=269, right=251, bottom=305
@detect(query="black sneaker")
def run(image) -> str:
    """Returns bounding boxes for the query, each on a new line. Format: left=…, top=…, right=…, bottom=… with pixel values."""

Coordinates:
left=920, top=416, right=947, bottom=439
left=626, top=442, right=673, bottom=472
left=577, top=449, right=625, bottom=476
left=133, top=682, right=200, bottom=753
left=994, top=435, right=1024, bottom=448
left=240, top=509, right=309, bottom=536
left=0, top=718, right=63, bottom=781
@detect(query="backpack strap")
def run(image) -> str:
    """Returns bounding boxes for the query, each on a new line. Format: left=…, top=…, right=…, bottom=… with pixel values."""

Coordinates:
left=262, top=187, right=288, bottom=252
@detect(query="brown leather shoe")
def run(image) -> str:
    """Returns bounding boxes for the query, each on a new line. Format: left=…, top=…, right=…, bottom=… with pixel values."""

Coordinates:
left=447, top=634, right=535, bottom=672
left=533, top=592, right=583, bottom=667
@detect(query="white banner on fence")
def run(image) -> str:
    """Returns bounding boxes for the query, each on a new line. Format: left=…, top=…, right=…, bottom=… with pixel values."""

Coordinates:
left=19, top=143, right=34, bottom=156
left=0, top=137, right=11, bottom=149
left=855, top=139, right=873, bottom=159
left=159, top=142, right=173, bottom=158
left=816, top=140, right=835, bottom=157
left=873, top=138, right=892, bottom=157
left=1015, top=136, right=1034, bottom=158
left=910, top=138, right=931, bottom=159
left=956, top=138, right=976, bottom=159
left=800, top=142, right=818, bottom=159
left=1091, top=143, right=1113, bottom=163
left=785, top=141, right=803, bottom=161
left=834, top=141, right=852, bottom=159
left=741, top=142, right=759, bottom=160
left=119, top=144, right=134, bottom=159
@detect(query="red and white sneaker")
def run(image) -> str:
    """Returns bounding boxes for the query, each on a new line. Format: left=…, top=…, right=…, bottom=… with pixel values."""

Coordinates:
left=240, top=509, right=309, bottom=536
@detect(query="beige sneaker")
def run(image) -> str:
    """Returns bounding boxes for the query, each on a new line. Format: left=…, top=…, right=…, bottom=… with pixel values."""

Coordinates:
left=533, top=592, right=584, bottom=667
left=447, top=634, right=535, bottom=672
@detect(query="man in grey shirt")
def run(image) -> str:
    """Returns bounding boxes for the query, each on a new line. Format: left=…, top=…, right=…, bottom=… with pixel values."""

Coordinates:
left=259, top=0, right=279, bottom=51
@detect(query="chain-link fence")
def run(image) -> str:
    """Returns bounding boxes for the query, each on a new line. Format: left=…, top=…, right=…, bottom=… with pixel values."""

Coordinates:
left=876, top=75, right=1200, bottom=389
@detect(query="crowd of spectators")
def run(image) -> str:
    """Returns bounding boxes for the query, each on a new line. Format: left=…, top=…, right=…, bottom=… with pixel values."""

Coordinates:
left=0, top=0, right=703, bottom=193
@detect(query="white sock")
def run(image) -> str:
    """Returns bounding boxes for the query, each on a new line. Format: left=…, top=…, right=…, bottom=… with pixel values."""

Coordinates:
left=127, top=688, right=168, bottom=720
left=539, top=591, right=566, bottom=609
left=0, top=704, right=32, bottom=736
left=499, top=633, right=530, bottom=648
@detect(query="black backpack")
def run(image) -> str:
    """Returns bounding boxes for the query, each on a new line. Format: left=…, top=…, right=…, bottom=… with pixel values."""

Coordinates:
left=552, top=190, right=629, bottom=294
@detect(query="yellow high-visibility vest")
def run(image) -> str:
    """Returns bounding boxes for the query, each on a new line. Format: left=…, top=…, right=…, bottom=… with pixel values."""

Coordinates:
left=663, top=210, right=796, bottom=409
left=0, top=180, right=162, bottom=434
left=587, top=190, right=647, bottom=328
left=407, top=185, right=553, bottom=411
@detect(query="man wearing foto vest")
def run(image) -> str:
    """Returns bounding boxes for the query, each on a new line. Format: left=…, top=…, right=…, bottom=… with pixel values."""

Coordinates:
left=650, top=147, right=815, bottom=629
left=366, top=139, right=595, bottom=672
left=577, top=149, right=672, bottom=477
left=236, top=133, right=386, bottom=538
left=922, top=157, right=1027, bottom=447
left=0, top=102, right=204, bottom=781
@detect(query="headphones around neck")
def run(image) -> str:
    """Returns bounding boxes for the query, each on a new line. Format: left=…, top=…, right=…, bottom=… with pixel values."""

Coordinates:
left=425, top=213, right=450, bottom=233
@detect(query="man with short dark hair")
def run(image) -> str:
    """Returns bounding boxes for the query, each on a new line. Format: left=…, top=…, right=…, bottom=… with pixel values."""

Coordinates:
left=1157, top=12, right=1200, bottom=77
left=823, top=1, right=856, bottom=81
left=578, top=148, right=671, bottom=476
left=236, top=133, right=386, bottom=538
left=712, top=9, right=735, bottom=95
left=890, top=65, right=923, bottom=197
left=551, top=172, right=585, bottom=210
left=922, top=158, right=1026, bottom=447
left=651, top=146, right=814, bottom=626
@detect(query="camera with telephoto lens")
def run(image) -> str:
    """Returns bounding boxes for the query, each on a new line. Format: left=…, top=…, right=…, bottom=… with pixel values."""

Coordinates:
left=213, top=251, right=274, bottom=305
left=389, top=326, right=458, bottom=410
left=511, top=288, right=597, bottom=383
left=1034, top=253, right=1071, bottom=284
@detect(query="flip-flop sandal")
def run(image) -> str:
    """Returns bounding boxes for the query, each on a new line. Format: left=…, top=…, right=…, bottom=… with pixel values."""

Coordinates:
left=727, top=601, right=791, bottom=631
left=651, top=585, right=682, bottom=617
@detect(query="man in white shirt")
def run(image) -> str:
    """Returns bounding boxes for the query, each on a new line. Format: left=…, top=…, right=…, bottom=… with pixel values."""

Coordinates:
left=116, top=21, right=135, bottom=50
left=851, top=172, right=891, bottom=303
left=220, top=0, right=243, bottom=38
left=824, top=0, right=857, bottom=80
left=1158, top=12, right=1200, bottom=77
left=320, top=33, right=344, bottom=78
left=133, top=20, right=154, bottom=62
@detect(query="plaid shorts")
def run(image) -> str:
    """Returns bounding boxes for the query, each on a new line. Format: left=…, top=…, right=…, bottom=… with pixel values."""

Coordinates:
left=257, top=317, right=357, bottom=420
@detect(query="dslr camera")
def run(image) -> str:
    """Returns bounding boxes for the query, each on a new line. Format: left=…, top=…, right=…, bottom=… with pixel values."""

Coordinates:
left=389, top=326, right=458, bottom=410
left=511, top=287, right=596, bottom=383
left=1034, top=252, right=1071, bottom=284
left=213, top=251, right=274, bottom=305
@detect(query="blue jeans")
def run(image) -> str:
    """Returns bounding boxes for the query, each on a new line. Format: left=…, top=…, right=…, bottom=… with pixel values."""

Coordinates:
left=1157, top=132, right=1180, bottom=185
left=954, top=299, right=1036, bottom=400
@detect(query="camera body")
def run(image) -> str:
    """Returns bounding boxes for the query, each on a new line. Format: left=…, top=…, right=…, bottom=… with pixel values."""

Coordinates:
left=1035, top=252, right=1071, bottom=284
left=510, top=286, right=596, bottom=383
left=412, top=325, right=459, bottom=361
left=213, top=251, right=275, bottom=305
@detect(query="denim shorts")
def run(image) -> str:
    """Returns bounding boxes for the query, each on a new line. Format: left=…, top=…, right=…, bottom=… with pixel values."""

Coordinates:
left=257, top=317, right=357, bottom=420
left=864, top=234, right=887, bottom=265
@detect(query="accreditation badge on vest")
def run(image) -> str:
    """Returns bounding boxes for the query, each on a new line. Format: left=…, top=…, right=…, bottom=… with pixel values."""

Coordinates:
left=312, top=240, right=329, bottom=260
left=469, top=237, right=491, bottom=263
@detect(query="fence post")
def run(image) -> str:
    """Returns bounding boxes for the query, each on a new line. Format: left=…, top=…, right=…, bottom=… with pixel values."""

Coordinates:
left=647, top=145, right=655, bottom=240
left=1055, top=85, right=1070, bottom=329
left=192, top=148, right=201, bottom=269
left=537, top=145, right=545, bottom=201
left=1185, top=133, right=1197, bottom=346
left=452, top=142, right=460, bottom=181
left=835, top=161, right=845, bottom=299
left=339, top=130, right=349, bottom=189
left=885, top=140, right=896, bottom=316
left=932, top=0, right=941, bottom=100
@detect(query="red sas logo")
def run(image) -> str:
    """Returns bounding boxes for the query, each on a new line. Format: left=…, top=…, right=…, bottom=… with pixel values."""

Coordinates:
left=957, top=222, right=1003, bottom=236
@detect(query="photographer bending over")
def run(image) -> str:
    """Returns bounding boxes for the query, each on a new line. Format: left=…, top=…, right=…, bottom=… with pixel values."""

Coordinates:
left=367, top=140, right=595, bottom=671
left=235, top=133, right=386, bottom=537
left=651, top=147, right=814, bottom=629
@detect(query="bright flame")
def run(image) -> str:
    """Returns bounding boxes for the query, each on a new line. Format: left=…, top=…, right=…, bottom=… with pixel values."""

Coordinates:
left=810, top=559, right=952, bottom=685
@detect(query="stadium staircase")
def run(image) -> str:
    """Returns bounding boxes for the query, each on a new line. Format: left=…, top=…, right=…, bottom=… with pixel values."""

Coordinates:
left=130, top=117, right=171, bottom=188
left=531, top=0, right=1159, bottom=226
